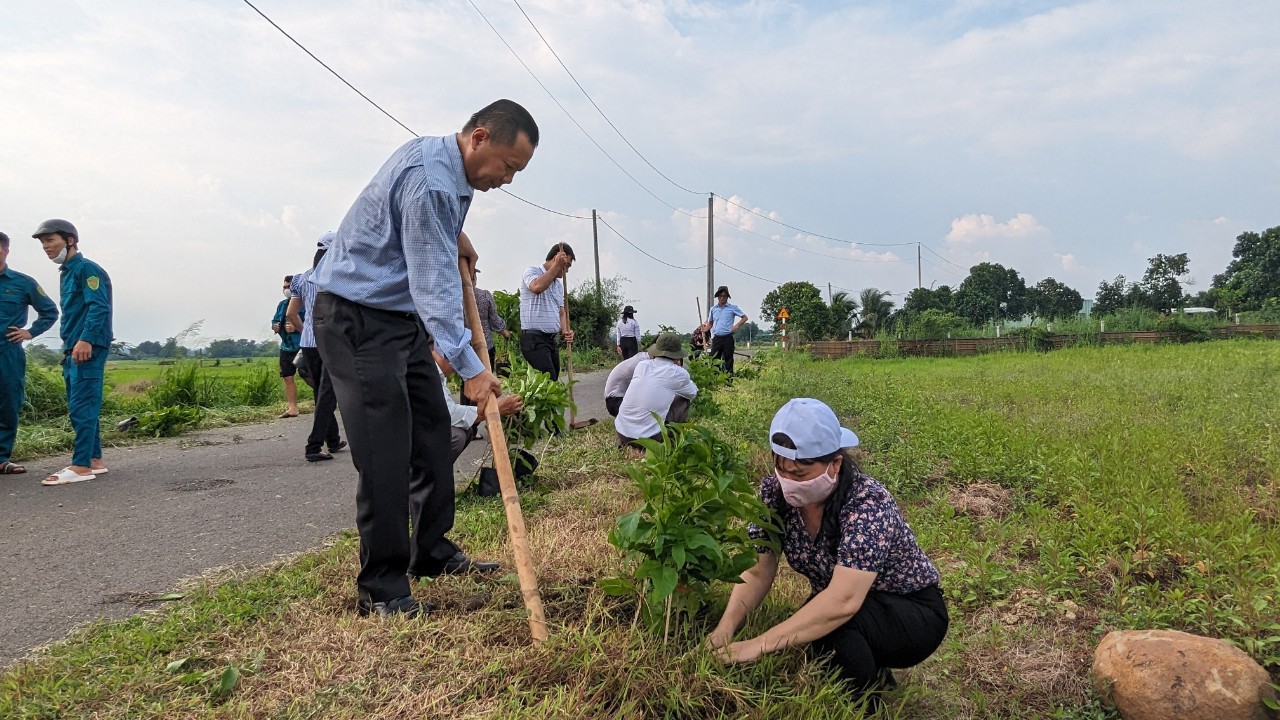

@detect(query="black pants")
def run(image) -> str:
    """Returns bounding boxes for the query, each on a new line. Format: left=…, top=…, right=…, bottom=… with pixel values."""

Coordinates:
left=300, top=347, right=342, bottom=455
left=605, top=395, right=623, bottom=417
left=521, top=330, right=559, bottom=381
left=619, top=336, right=639, bottom=359
left=811, top=584, right=948, bottom=693
left=615, top=396, right=692, bottom=447
left=313, top=292, right=459, bottom=602
left=710, top=333, right=735, bottom=374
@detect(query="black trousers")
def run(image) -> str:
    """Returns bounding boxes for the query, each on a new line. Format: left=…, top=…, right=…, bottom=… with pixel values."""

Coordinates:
left=710, top=333, right=735, bottom=374
left=619, top=336, right=639, bottom=359
left=811, top=584, right=948, bottom=693
left=313, top=292, right=459, bottom=601
left=605, top=395, right=623, bottom=417
left=299, top=347, right=342, bottom=455
left=521, top=330, right=559, bottom=380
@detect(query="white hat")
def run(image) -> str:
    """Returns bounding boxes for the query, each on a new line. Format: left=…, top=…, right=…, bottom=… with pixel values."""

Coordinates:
left=317, top=231, right=336, bottom=249
left=768, top=398, right=859, bottom=460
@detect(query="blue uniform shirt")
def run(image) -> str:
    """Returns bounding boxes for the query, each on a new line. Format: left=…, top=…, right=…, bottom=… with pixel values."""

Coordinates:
left=58, top=254, right=113, bottom=351
left=272, top=298, right=302, bottom=353
left=708, top=302, right=746, bottom=336
left=311, top=134, right=481, bottom=378
left=0, top=265, right=59, bottom=340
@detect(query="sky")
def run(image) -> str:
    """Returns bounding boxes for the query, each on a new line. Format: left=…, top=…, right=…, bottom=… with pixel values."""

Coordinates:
left=2, top=0, right=1277, bottom=347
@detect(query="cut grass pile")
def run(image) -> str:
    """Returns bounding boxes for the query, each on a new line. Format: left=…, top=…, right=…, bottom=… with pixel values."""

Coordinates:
left=3, top=340, right=1277, bottom=718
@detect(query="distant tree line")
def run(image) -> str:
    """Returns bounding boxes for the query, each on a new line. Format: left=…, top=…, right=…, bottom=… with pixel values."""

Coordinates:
left=757, top=224, right=1280, bottom=341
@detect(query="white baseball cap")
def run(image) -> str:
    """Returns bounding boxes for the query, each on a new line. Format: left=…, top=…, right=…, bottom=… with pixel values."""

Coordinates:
left=768, top=398, right=859, bottom=460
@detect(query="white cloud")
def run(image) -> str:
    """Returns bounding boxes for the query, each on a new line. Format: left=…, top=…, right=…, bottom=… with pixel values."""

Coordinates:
left=946, top=213, right=1050, bottom=245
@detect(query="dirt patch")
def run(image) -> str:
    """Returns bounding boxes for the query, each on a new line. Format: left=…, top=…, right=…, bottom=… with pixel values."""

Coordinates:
left=115, top=379, right=154, bottom=395
left=947, top=482, right=1013, bottom=520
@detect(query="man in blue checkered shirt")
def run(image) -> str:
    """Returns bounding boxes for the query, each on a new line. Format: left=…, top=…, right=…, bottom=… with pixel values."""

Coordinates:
left=310, top=100, right=538, bottom=618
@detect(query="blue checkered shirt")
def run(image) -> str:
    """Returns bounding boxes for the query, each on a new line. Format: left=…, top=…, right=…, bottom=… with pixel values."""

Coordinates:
left=290, top=268, right=318, bottom=349
left=311, top=135, right=482, bottom=378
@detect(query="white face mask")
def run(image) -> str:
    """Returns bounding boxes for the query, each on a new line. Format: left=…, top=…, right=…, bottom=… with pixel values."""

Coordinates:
left=282, top=289, right=292, bottom=299
left=52, top=246, right=69, bottom=265
left=776, top=462, right=840, bottom=508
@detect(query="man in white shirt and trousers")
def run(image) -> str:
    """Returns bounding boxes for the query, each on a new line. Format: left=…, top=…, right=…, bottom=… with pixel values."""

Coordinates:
left=614, top=333, right=698, bottom=447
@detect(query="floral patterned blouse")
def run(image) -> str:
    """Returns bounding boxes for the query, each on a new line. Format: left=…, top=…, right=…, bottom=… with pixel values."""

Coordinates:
left=748, top=471, right=940, bottom=595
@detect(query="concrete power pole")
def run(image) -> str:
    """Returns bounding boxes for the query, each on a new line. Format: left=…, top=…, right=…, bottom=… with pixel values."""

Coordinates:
left=592, top=209, right=601, bottom=297
left=707, top=194, right=715, bottom=311
left=917, top=243, right=922, bottom=290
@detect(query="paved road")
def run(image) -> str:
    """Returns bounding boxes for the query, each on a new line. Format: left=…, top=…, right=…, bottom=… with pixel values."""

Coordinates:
left=0, top=368, right=609, bottom=666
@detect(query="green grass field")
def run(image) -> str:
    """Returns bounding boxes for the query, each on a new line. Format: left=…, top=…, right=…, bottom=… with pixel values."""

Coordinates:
left=2, top=341, right=1277, bottom=718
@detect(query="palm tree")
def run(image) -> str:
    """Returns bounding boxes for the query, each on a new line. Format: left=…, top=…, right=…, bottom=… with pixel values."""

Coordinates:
left=828, top=291, right=859, bottom=339
left=855, top=288, right=894, bottom=338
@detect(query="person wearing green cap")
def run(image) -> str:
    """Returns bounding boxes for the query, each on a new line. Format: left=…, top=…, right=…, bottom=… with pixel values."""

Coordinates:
left=0, top=230, right=60, bottom=475
left=613, top=332, right=698, bottom=447
left=32, top=219, right=114, bottom=486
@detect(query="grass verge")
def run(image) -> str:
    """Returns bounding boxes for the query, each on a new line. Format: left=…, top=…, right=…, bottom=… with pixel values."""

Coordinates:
left=3, top=341, right=1277, bottom=718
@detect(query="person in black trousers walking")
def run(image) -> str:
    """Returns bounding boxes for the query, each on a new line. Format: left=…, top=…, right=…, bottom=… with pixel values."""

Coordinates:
left=310, top=100, right=538, bottom=617
left=286, top=232, right=346, bottom=462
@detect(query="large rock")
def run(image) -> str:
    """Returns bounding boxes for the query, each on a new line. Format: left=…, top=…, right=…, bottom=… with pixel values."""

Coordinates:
left=1093, top=629, right=1277, bottom=720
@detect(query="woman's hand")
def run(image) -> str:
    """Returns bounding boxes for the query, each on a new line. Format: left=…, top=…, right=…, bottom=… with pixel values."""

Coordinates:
left=713, top=637, right=764, bottom=664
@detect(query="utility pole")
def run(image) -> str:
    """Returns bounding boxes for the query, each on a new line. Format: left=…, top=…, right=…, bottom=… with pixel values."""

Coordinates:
left=917, top=243, right=922, bottom=290
left=591, top=209, right=601, bottom=297
left=828, top=282, right=833, bottom=304
left=707, top=194, right=715, bottom=311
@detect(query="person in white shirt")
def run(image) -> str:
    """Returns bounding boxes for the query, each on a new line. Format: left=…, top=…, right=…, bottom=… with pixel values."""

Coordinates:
left=603, top=350, right=650, bottom=417
left=433, top=349, right=524, bottom=461
left=519, top=243, right=575, bottom=380
left=614, top=333, right=698, bottom=447
left=615, top=305, right=641, bottom=359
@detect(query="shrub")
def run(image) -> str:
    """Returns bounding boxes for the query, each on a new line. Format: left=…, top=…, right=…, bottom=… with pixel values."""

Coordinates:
left=148, top=363, right=228, bottom=409
left=1009, top=325, right=1054, bottom=352
left=603, top=422, right=778, bottom=638
left=685, top=354, right=729, bottom=416
left=502, top=365, right=571, bottom=475
left=19, top=363, right=68, bottom=422
left=132, top=405, right=205, bottom=437
left=236, top=365, right=282, bottom=406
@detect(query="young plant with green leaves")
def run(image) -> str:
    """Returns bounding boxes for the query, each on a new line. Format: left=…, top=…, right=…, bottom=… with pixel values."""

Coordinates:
left=502, top=364, right=572, bottom=475
left=603, top=421, right=778, bottom=638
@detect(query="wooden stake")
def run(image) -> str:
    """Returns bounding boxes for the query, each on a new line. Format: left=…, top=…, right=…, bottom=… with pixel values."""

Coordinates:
left=459, top=256, right=548, bottom=643
left=559, top=243, right=577, bottom=427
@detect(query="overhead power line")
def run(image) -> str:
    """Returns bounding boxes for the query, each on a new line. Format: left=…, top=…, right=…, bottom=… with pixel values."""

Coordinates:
left=596, top=217, right=706, bottom=271
left=920, top=242, right=970, bottom=272
left=713, top=193, right=916, bottom=248
left=713, top=210, right=909, bottom=264
left=466, top=0, right=704, bottom=220
left=499, top=189, right=591, bottom=219
left=512, top=0, right=704, bottom=197
left=242, top=0, right=418, bottom=137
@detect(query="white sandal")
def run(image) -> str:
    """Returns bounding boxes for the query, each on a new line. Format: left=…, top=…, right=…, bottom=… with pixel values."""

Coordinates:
left=91, top=467, right=109, bottom=475
left=42, top=467, right=95, bottom=486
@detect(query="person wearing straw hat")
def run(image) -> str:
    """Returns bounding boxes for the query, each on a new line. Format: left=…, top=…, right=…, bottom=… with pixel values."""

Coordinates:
left=708, top=398, right=947, bottom=701
left=613, top=332, right=697, bottom=447
left=519, top=242, right=575, bottom=380
left=615, top=305, right=640, bottom=359
left=700, top=285, right=747, bottom=374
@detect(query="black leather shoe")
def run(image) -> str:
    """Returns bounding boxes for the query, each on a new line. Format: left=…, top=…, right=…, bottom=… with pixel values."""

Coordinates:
left=436, top=551, right=500, bottom=577
left=328, top=440, right=347, bottom=453
left=357, top=594, right=432, bottom=617
left=305, top=452, right=333, bottom=462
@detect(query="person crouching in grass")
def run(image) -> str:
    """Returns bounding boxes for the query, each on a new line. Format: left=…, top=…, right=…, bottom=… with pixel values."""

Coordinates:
left=707, top=398, right=948, bottom=704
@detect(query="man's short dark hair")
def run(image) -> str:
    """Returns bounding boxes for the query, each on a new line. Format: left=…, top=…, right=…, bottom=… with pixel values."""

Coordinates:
left=312, top=247, right=328, bottom=269
left=546, top=243, right=575, bottom=261
left=0, top=232, right=9, bottom=249
left=284, top=275, right=293, bottom=283
left=464, top=99, right=539, bottom=148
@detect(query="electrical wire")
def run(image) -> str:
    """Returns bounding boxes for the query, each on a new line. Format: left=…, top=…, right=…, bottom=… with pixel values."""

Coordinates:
left=920, top=242, right=970, bottom=272
left=596, top=217, right=706, bottom=270
left=241, top=0, right=418, bottom=138
left=499, top=189, right=592, bottom=219
left=713, top=210, right=909, bottom=263
left=512, top=0, right=704, bottom=197
left=713, top=193, right=918, bottom=247
left=466, top=0, right=704, bottom=219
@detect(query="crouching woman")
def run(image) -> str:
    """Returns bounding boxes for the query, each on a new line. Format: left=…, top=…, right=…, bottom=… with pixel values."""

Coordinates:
left=707, top=398, right=948, bottom=696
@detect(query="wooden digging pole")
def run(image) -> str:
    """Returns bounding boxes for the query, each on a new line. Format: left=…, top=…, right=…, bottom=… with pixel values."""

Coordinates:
left=459, top=257, right=549, bottom=643
left=559, top=243, right=577, bottom=427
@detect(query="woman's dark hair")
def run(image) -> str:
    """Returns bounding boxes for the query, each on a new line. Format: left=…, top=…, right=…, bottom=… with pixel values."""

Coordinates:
left=621, top=308, right=634, bottom=321
left=772, top=432, right=861, bottom=552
